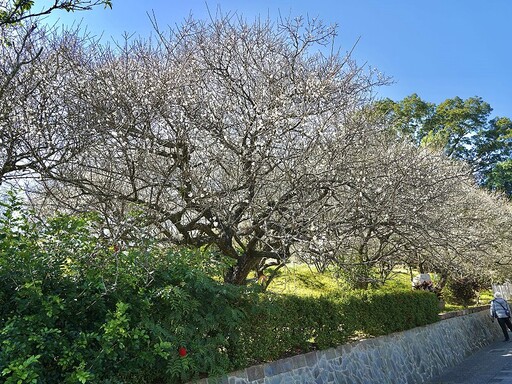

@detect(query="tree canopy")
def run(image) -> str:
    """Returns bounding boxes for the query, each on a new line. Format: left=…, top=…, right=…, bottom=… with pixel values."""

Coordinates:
left=375, top=94, right=512, bottom=197
left=2, top=11, right=511, bottom=289
left=0, top=0, right=113, bottom=187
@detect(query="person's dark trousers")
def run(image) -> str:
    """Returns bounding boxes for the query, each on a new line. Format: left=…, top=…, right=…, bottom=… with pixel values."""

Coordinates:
left=497, top=317, right=512, bottom=340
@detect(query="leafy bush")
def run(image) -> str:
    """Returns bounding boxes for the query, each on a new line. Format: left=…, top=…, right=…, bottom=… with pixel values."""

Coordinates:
left=347, top=289, right=440, bottom=336
left=0, top=194, right=248, bottom=383
left=443, top=277, right=483, bottom=307
left=233, top=293, right=356, bottom=364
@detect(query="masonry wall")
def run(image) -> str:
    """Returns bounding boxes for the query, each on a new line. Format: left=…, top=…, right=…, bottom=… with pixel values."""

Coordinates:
left=193, top=306, right=502, bottom=384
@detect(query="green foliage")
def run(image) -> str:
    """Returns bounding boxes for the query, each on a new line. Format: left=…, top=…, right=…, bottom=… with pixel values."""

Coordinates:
left=0, top=195, right=247, bottom=383
left=1, top=0, right=113, bottom=28
left=443, top=277, right=482, bottom=307
left=13, top=0, right=34, bottom=13
left=374, top=94, right=512, bottom=197
left=233, top=293, right=352, bottom=364
left=0, top=195, right=441, bottom=382
left=431, top=96, right=492, bottom=158
left=1, top=354, right=41, bottom=384
left=346, top=289, right=439, bottom=336
left=234, top=288, right=439, bottom=365
left=486, top=159, right=512, bottom=196
left=374, top=93, right=436, bottom=141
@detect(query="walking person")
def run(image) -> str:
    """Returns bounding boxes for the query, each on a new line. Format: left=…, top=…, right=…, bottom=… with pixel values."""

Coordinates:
left=490, top=292, right=512, bottom=341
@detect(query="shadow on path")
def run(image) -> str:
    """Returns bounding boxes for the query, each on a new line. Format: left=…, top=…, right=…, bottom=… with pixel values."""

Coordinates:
left=428, top=340, right=512, bottom=384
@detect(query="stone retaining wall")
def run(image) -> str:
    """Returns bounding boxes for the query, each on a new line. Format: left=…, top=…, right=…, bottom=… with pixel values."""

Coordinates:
left=193, top=307, right=502, bottom=384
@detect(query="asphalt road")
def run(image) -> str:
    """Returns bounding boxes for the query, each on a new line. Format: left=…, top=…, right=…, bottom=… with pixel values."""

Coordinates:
left=428, top=339, right=512, bottom=384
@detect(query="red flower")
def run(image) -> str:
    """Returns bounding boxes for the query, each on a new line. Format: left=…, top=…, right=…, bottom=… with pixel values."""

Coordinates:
left=178, top=347, right=187, bottom=357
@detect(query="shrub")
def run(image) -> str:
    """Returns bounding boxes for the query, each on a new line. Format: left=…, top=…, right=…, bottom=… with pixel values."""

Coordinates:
left=0, top=195, right=249, bottom=383
left=443, top=277, right=487, bottom=307
left=353, top=289, right=439, bottom=336
left=233, top=293, right=355, bottom=365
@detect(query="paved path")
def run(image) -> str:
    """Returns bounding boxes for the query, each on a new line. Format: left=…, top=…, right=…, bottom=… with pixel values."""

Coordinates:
left=428, top=339, right=512, bottom=384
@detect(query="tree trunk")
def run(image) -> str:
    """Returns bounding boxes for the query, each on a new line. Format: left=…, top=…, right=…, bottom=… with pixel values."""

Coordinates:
left=353, top=280, right=370, bottom=290
left=224, top=253, right=262, bottom=285
left=436, top=270, right=449, bottom=290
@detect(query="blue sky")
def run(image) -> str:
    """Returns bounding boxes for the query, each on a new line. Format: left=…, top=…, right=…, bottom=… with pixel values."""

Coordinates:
left=40, top=0, right=512, bottom=119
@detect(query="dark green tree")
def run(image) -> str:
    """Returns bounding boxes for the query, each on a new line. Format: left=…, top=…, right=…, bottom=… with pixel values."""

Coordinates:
left=374, top=93, right=436, bottom=142
left=472, top=117, right=512, bottom=192
left=375, top=95, right=512, bottom=197
left=424, top=96, right=492, bottom=159
left=486, top=159, right=512, bottom=196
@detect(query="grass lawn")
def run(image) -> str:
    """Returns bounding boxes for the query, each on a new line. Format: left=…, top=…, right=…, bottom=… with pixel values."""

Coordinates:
left=264, top=263, right=343, bottom=297
left=265, top=264, right=414, bottom=296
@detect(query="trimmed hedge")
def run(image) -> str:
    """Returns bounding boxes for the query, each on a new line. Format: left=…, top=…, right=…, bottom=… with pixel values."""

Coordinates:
left=234, top=288, right=439, bottom=366
left=343, top=289, right=440, bottom=336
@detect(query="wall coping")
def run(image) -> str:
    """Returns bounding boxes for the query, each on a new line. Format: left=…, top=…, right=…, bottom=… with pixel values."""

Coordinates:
left=438, top=304, right=488, bottom=320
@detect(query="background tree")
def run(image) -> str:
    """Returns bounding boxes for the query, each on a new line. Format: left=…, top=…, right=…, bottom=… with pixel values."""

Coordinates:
left=473, top=117, right=512, bottom=194
left=486, top=160, right=512, bottom=196
left=375, top=95, right=512, bottom=197
left=312, top=123, right=512, bottom=289
left=373, top=93, right=436, bottom=142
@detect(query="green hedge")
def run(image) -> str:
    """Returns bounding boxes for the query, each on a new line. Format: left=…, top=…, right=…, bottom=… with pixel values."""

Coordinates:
left=234, top=288, right=439, bottom=366
left=0, top=198, right=440, bottom=383
left=339, top=289, right=440, bottom=336
left=233, top=293, right=353, bottom=365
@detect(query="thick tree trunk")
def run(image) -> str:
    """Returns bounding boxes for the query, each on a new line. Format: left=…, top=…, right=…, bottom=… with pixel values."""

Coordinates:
left=353, top=280, right=370, bottom=290
left=224, top=254, right=262, bottom=285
